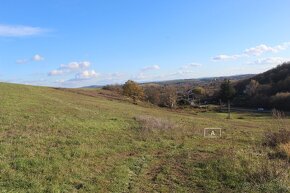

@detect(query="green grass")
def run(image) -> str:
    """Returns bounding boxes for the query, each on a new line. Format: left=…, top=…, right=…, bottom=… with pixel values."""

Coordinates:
left=0, top=82, right=289, bottom=192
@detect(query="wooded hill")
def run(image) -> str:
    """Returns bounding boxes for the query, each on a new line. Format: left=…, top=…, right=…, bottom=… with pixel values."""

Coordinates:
left=234, top=62, right=290, bottom=110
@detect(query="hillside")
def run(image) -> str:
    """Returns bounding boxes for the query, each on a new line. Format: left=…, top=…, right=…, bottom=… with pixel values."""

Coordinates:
left=0, top=82, right=289, bottom=192
left=234, top=62, right=290, bottom=110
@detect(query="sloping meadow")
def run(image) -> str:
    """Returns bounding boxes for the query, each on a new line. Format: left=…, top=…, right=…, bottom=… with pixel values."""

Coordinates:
left=0, top=83, right=289, bottom=192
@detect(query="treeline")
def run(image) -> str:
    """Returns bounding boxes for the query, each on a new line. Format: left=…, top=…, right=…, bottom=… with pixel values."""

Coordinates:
left=103, top=80, right=210, bottom=108
left=233, top=62, right=290, bottom=110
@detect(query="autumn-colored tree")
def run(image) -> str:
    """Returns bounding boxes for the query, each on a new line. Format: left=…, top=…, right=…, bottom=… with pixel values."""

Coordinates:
left=191, top=86, right=206, bottom=105
left=192, top=86, right=206, bottom=95
left=123, top=80, right=144, bottom=103
left=219, top=79, right=236, bottom=119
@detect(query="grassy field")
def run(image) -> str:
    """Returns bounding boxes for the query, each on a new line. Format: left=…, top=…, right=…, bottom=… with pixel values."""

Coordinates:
left=0, top=82, right=289, bottom=193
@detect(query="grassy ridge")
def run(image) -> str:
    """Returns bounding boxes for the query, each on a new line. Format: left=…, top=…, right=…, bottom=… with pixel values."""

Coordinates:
left=0, top=83, right=289, bottom=192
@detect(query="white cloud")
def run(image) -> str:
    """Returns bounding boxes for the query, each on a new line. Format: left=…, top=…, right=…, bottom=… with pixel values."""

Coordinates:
left=32, top=54, right=44, bottom=61
left=274, top=42, right=290, bottom=51
left=48, top=61, right=91, bottom=76
left=16, top=54, right=44, bottom=64
left=181, top=63, right=202, bottom=69
left=249, top=57, right=290, bottom=66
left=0, top=24, right=45, bottom=37
left=141, top=65, right=160, bottom=71
left=213, top=42, right=290, bottom=61
left=75, top=70, right=99, bottom=80
left=55, top=71, right=128, bottom=88
left=244, top=44, right=274, bottom=56
left=60, top=61, right=91, bottom=70
left=244, top=44, right=283, bottom=56
left=212, top=54, right=242, bottom=61
left=48, top=69, right=64, bottom=76
left=54, top=79, right=65, bottom=83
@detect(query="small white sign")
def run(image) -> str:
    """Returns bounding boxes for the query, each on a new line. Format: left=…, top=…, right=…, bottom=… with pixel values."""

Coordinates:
left=204, top=128, right=222, bottom=138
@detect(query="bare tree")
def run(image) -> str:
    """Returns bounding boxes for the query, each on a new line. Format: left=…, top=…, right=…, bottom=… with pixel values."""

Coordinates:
left=244, top=79, right=259, bottom=96
left=144, top=85, right=161, bottom=105
left=160, top=86, right=177, bottom=108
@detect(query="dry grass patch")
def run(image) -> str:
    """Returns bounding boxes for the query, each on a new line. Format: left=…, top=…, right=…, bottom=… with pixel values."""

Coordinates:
left=263, top=111, right=290, bottom=162
left=134, top=115, right=176, bottom=132
left=264, top=128, right=290, bottom=147
left=133, top=115, right=180, bottom=140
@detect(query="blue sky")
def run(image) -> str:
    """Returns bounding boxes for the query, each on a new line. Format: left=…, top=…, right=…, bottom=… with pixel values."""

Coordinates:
left=1, top=0, right=290, bottom=87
